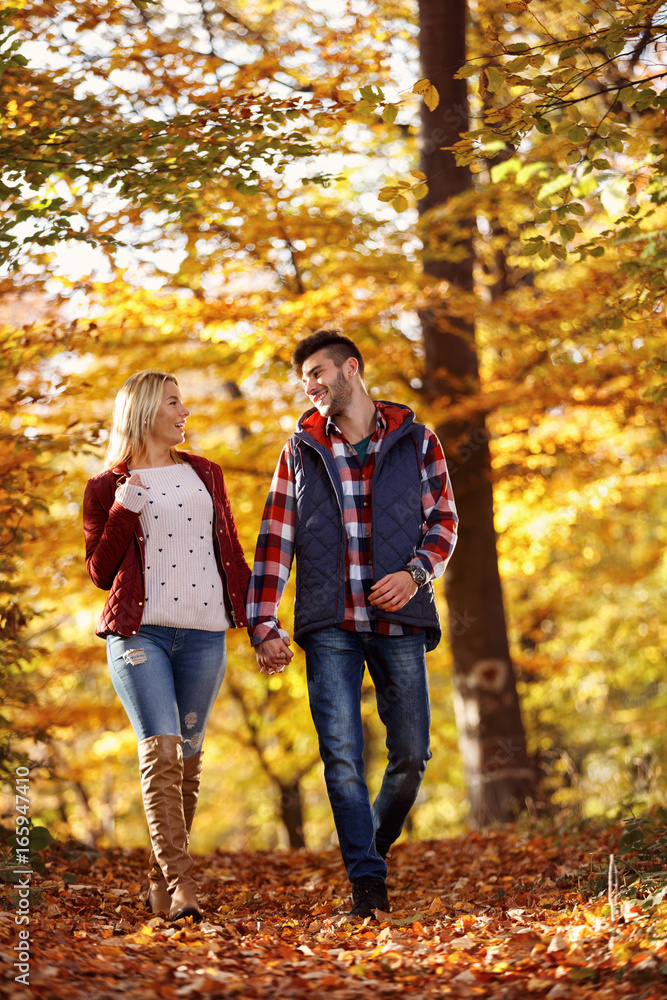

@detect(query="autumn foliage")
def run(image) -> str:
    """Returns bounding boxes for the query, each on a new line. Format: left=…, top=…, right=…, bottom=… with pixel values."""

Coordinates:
left=2, top=814, right=667, bottom=997
left=0, top=0, right=666, bottom=919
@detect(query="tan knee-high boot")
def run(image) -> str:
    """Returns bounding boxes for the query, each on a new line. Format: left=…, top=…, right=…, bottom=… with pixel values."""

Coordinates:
left=138, top=734, right=201, bottom=922
left=145, top=751, right=203, bottom=915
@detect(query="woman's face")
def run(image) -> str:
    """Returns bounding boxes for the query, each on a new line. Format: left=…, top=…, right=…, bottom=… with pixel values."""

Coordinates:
left=148, top=380, right=190, bottom=451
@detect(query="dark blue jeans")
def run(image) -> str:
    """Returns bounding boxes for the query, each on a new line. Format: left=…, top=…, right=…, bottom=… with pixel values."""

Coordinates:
left=303, top=627, right=431, bottom=882
left=106, top=625, right=227, bottom=759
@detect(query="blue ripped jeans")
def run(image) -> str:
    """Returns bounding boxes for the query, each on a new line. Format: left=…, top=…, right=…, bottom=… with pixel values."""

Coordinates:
left=303, top=627, right=431, bottom=883
left=106, top=625, right=227, bottom=758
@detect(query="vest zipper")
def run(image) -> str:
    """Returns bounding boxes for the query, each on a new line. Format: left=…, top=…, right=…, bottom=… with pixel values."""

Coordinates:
left=298, top=439, right=345, bottom=623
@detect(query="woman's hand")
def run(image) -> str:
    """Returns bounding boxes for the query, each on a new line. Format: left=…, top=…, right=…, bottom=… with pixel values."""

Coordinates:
left=254, top=637, right=294, bottom=675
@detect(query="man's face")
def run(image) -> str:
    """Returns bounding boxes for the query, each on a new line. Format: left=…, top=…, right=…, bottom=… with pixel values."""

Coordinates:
left=301, top=348, right=353, bottom=418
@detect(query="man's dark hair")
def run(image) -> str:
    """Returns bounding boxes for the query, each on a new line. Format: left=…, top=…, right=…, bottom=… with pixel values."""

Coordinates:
left=291, top=328, right=365, bottom=378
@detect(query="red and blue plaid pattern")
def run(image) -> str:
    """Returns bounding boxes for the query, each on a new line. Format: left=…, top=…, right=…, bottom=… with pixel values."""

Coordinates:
left=247, top=403, right=458, bottom=643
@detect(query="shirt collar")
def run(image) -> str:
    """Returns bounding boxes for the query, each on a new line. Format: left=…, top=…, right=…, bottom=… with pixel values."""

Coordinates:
left=325, top=404, right=387, bottom=439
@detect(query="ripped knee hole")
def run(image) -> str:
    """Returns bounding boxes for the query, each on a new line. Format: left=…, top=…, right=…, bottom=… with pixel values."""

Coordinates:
left=121, top=648, right=147, bottom=666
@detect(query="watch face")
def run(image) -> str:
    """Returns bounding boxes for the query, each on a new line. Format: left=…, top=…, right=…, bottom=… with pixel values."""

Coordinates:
left=410, top=565, right=427, bottom=585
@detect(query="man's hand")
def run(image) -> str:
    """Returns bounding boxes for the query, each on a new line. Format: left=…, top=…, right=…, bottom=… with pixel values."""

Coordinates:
left=254, top=636, right=294, bottom=675
left=369, top=571, right=417, bottom=612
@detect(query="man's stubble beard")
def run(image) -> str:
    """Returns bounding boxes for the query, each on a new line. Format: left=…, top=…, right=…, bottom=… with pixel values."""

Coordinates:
left=320, top=369, right=353, bottom=418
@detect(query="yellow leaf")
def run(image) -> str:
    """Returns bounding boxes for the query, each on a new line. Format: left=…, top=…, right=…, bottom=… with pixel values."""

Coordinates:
left=413, top=78, right=432, bottom=95
left=391, top=195, right=409, bottom=212
left=412, top=183, right=429, bottom=200
left=352, top=100, right=375, bottom=121
left=425, top=84, right=440, bottom=112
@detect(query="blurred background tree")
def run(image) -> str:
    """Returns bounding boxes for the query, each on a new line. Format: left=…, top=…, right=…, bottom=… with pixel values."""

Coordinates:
left=1, top=0, right=665, bottom=853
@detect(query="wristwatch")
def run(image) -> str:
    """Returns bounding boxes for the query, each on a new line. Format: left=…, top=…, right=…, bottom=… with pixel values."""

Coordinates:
left=405, top=564, right=428, bottom=587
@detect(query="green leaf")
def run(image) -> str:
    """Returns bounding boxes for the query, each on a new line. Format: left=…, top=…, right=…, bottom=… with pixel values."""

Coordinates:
left=567, top=125, right=587, bottom=144
left=516, top=161, right=549, bottom=184
left=457, top=63, right=481, bottom=79
left=537, top=173, right=572, bottom=201
left=352, top=100, right=376, bottom=120
left=536, top=118, right=552, bottom=135
left=605, top=39, right=625, bottom=58
left=360, top=84, right=383, bottom=105
left=480, top=140, right=507, bottom=154
left=618, top=86, right=639, bottom=107
left=28, top=826, right=56, bottom=852
left=382, top=104, right=398, bottom=125
left=490, top=158, right=520, bottom=183
left=486, top=66, right=505, bottom=94
left=507, top=56, right=530, bottom=73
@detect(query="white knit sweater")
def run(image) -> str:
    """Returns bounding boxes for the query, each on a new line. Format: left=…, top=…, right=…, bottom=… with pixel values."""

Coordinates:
left=116, top=464, right=230, bottom=631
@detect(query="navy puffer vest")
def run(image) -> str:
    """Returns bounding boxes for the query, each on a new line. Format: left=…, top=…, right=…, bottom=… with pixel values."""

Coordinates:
left=290, top=404, right=441, bottom=651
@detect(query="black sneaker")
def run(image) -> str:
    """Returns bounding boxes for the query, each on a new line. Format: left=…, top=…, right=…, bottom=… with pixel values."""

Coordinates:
left=349, top=876, right=390, bottom=918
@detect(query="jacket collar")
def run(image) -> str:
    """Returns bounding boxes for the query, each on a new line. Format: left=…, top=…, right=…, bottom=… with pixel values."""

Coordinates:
left=295, top=401, right=413, bottom=447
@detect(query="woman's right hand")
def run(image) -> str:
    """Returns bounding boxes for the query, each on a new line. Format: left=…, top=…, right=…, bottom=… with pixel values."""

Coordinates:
left=126, top=474, right=146, bottom=488
left=254, top=637, right=294, bottom=674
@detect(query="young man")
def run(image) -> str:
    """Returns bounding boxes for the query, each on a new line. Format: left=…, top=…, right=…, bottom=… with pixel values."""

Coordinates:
left=247, top=329, right=458, bottom=917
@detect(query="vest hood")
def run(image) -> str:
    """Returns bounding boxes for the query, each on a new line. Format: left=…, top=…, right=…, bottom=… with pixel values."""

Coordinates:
left=296, top=400, right=414, bottom=446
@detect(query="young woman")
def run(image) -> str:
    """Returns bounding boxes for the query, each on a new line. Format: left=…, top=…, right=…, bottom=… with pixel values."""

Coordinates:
left=83, top=370, right=251, bottom=922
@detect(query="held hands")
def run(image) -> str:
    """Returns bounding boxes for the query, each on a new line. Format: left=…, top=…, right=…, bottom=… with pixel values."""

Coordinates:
left=254, top=572, right=419, bottom=676
left=368, top=570, right=417, bottom=612
left=255, top=636, right=294, bottom=675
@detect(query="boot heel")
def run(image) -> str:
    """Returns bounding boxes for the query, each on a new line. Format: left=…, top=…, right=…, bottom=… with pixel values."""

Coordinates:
left=169, top=880, right=202, bottom=922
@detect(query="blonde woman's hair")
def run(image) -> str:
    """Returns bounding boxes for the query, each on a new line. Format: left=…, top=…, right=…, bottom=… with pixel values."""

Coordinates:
left=103, top=370, right=184, bottom=471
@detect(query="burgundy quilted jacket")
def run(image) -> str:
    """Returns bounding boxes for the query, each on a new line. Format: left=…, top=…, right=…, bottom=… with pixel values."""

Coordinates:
left=83, top=453, right=251, bottom=638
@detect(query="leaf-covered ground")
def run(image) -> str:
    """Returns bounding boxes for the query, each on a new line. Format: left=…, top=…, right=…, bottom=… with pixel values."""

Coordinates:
left=2, top=817, right=667, bottom=999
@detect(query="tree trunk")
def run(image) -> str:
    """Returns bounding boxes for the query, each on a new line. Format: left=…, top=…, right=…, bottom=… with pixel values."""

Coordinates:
left=418, top=0, right=535, bottom=825
left=277, top=776, right=306, bottom=849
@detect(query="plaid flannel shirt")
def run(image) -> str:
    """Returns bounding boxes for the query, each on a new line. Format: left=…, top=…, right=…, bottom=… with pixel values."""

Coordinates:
left=247, top=402, right=458, bottom=644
